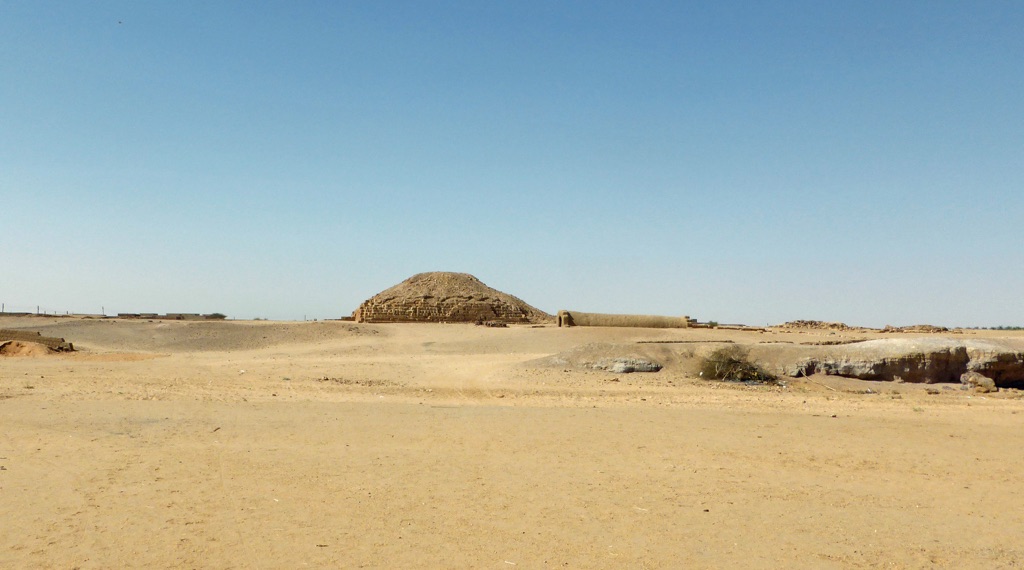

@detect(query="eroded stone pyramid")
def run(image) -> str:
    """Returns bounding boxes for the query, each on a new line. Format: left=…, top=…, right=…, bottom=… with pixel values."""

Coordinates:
left=352, top=272, right=552, bottom=324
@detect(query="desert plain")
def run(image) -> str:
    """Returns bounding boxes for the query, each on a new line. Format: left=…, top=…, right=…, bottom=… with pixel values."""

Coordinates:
left=2, top=316, right=1024, bottom=569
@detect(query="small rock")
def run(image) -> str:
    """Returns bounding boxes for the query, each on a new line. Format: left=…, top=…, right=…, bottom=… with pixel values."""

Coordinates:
left=960, top=371, right=998, bottom=393
left=925, top=387, right=941, bottom=395
left=597, top=358, right=662, bottom=374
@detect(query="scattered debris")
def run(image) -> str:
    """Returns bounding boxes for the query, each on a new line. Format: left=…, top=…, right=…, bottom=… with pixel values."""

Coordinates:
left=882, top=324, right=950, bottom=333
left=476, top=320, right=508, bottom=328
left=774, top=320, right=858, bottom=332
left=317, top=377, right=404, bottom=388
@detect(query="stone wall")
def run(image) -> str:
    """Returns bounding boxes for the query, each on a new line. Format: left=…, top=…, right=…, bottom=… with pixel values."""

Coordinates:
left=557, top=310, right=692, bottom=329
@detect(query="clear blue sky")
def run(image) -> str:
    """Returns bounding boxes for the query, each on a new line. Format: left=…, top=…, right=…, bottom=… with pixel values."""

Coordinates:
left=2, top=1, right=1022, bottom=327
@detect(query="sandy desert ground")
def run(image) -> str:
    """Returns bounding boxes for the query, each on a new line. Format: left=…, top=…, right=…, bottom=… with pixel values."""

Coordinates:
left=2, top=317, right=1024, bottom=569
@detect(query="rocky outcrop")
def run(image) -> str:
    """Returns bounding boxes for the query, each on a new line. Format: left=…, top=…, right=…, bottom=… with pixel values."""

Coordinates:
left=965, top=340, right=1024, bottom=386
left=593, top=358, right=663, bottom=374
left=961, top=371, right=998, bottom=393
left=353, top=272, right=552, bottom=324
left=783, top=338, right=1024, bottom=388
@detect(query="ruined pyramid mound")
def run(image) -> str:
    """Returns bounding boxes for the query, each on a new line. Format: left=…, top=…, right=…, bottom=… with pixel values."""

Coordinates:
left=352, top=272, right=553, bottom=324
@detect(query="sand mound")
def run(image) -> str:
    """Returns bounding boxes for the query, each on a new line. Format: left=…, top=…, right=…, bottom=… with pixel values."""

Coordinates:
left=353, top=272, right=552, bottom=324
left=0, top=340, right=56, bottom=357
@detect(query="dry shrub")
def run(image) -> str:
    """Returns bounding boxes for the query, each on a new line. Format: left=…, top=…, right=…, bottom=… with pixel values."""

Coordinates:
left=699, top=346, right=777, bottom=384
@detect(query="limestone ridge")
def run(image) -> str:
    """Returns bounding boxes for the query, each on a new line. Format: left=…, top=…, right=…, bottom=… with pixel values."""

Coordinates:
left=780, top=338, right=1024, bottom=387
left=352, top=272, right=553, bottom=324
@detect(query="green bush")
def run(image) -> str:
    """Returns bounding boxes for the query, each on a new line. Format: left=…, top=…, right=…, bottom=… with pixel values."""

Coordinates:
left=699, top=346, right=777, bottom=384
